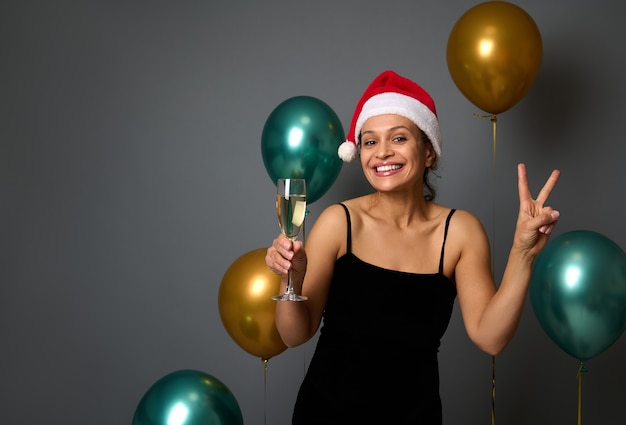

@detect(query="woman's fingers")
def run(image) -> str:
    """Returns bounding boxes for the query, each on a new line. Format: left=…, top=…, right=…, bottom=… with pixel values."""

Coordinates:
left=518, top=163, right=561, bottom=207
left=266, top=235, right=294, bottom=274
left=535, top=169, right=561, bottom=205
left=517, top=163, right=531, bottom=203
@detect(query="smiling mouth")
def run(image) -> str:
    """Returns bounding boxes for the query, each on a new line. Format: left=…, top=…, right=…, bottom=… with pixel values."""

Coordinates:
left=375, top=164, right=402, bottom=173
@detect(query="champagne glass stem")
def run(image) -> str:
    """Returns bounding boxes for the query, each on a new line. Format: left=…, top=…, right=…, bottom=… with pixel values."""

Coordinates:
left=285, top=270, right=295, bottom=295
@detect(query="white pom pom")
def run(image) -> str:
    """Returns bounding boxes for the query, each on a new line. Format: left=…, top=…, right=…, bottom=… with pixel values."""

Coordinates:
left=338, top=141, right=357, bottom=162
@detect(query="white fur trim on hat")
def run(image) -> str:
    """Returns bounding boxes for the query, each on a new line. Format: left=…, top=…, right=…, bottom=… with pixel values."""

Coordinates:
left=355, top=92, right=442, bottom=158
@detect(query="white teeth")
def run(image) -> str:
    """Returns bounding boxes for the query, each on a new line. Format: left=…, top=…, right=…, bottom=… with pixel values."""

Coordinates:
left=376, top=164, right=401, bottom=172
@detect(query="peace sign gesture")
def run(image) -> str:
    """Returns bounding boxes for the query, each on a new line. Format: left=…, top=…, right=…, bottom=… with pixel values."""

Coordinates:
left=515, top=163, right=561, bottom=256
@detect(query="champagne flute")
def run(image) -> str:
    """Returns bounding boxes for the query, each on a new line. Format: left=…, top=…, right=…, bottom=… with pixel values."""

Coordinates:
left=272, top=178, right=307, bottom=301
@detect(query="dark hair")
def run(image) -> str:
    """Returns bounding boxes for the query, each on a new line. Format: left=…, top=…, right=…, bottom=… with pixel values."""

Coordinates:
left=421, top=130, right=439, bottom=201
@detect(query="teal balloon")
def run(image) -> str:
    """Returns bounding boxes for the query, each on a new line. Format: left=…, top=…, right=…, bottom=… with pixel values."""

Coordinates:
left=132, top=370, right=243, bottom=425
left=530, top=230, right=626, bottom=361
left=261, top=96, right=344, bottom=204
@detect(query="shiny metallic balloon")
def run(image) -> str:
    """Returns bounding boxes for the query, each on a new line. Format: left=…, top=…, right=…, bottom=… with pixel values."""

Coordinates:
left=447, top=1, right=543, bottom=114
left=261, top=96, right=344, bottom=204
left=132, top=369, right=243, bottom=425
left=530, top=230, right=626, bottom=361
left=218, top=248, right=287, bottom=360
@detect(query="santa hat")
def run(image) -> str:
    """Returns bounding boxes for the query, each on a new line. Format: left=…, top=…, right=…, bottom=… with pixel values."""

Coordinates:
left=338, top=70, right=442, bottom=162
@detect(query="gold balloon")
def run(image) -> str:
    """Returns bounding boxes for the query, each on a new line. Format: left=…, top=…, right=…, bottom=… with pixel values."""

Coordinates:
left=447, top=1, right=542, bottom=114
left=218, top=248, right=287, bottom=360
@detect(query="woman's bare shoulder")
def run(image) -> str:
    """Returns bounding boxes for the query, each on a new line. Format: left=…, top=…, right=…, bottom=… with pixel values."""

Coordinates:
left=336, top=196, right=372, bottom=219
left=316, top=202, right=350, bottom=221
left=450, top=208, right=484, bottom=225
left=309, top=203, right=350, bottom=237
left=450, top=208, right=481, bottom=224
left=306, top=203, right=352, bottom=257
left=447, top=208, right=489, bottom=244
left=317, top=196, right=370, bottom=220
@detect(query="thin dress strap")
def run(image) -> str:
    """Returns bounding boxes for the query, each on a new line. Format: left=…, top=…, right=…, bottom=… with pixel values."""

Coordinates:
left=338, top=203, right=352, bottom=253
left=438, top=209, right=457, bottom=274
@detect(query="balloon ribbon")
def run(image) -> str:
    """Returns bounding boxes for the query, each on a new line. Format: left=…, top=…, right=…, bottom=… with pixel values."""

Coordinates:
left=577, top=362, right=587, bottom=425
left=491, top=355, right=496, bottom=425
left=263, top=358, right=268, bottom=425
left=491, top=114, right=497, bottom=425
left=475, top=113, right=499, bottom=425
left=473, top=114, right=498, bottom=272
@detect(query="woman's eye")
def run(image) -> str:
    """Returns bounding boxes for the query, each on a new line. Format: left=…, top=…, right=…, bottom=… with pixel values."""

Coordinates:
left=393, top=136, right=407, bottom=143
left=363, top=139, right=376, bottom=146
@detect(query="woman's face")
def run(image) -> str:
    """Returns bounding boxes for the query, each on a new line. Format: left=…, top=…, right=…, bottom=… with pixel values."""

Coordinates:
left=359, top=114, right=435, bottom=192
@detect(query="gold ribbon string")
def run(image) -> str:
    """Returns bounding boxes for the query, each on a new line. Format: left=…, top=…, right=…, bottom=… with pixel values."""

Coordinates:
left=491, top=114, right=497, bottom=425
left=491, top=355, right=496, bottom=425
left=473, top=114, right=498, bottom=273
left=577, top=362, right=587, bottom=425
left=474, top=113, right=498, bottom=425
left=490, top=114, right=497, bottom=276
left=262, top=358, right=268, bottom=425
left=300, top=214, right=307, bottom=380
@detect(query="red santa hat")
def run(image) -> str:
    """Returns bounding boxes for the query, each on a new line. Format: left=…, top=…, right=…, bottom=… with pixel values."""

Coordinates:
left=338, top=70, right=442, bottom=162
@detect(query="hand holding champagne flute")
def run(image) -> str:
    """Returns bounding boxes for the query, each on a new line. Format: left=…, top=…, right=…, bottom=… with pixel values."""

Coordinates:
left=272, top=178, right=307, bottom=301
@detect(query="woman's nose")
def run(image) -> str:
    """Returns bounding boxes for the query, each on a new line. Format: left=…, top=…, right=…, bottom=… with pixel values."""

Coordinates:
left=376, top=141, right=392, bottom=158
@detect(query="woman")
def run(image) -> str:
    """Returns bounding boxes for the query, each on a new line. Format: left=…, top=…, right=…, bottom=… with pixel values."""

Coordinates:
left=265, top=70, right=560, bottom=424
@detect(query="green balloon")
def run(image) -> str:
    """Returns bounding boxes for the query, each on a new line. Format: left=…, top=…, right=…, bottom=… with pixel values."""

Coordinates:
left=261, top=96, right=344, bottom=204
left=530, top=230, right=626, bottom=361
left=132, top=370, right=244, bottom=425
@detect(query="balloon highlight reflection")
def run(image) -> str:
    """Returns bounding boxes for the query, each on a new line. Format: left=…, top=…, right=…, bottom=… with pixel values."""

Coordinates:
left=447, top=1, right=543, bottom=114
left=261, top=96, right=344, bottom=204
left=132, top=370, right=243, bottom=425
left=530, top=230, right=626, bottom=361
left=218, top=248, right=287, bottom=360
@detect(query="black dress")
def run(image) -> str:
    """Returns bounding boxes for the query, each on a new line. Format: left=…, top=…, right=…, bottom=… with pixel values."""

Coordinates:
left=292, top=204, right=457, bottom=425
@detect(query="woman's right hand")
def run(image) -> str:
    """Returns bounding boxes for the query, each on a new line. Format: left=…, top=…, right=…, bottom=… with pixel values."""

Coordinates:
left=265, top=233, right=308, bottom=284
left=267, top=233, right=311, bottom=346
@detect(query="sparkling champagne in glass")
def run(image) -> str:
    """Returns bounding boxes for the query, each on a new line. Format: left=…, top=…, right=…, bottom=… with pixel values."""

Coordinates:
left=272, top=178, right=307, bottom=301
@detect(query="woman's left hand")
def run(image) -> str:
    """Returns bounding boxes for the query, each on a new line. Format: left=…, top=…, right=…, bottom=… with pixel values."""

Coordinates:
left=515, top=163, right=561, bottom=255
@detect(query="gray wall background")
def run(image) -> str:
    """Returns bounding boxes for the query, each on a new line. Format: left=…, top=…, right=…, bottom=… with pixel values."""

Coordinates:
left=2, top=1, right=625, bottom=424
